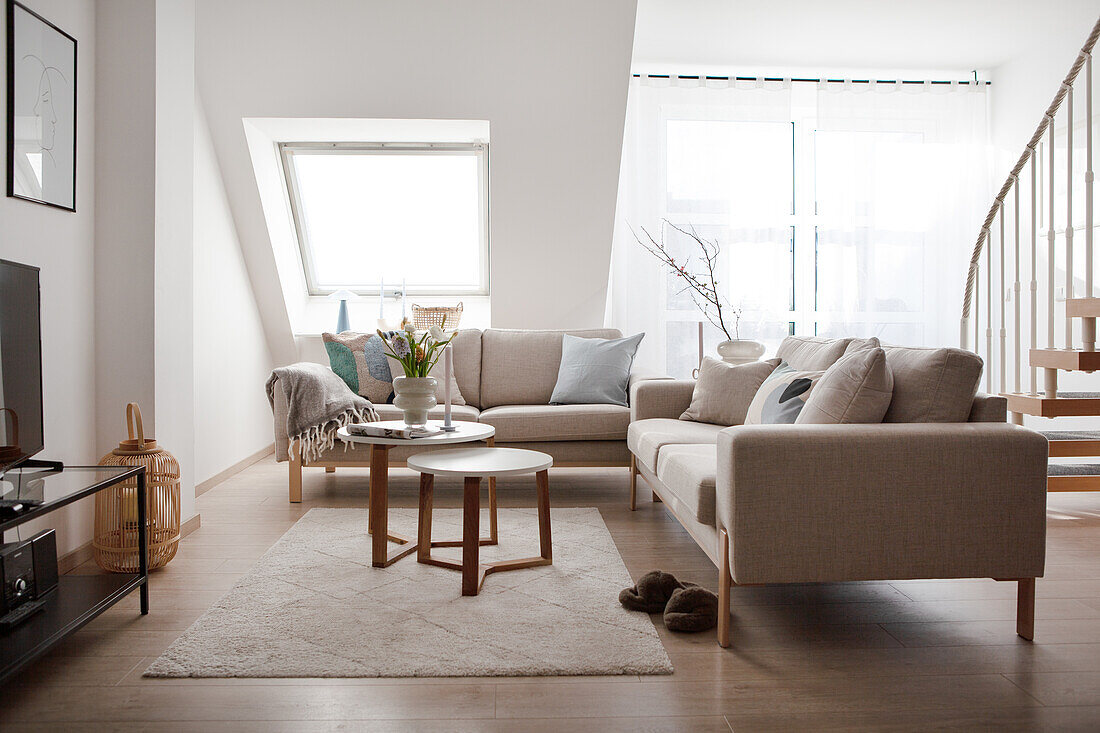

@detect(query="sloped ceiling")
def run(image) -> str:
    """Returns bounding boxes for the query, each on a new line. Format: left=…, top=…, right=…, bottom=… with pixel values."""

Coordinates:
left=195, top=0, right=638, bottom=356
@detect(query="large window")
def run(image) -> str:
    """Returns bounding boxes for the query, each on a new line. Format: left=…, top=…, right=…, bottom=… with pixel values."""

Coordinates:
left=610, top=78, right=990, bottom=377
left=281, top=143, right=489, bottom=296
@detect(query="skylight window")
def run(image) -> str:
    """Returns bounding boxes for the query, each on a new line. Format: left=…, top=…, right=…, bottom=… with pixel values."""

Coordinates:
left=280, top=142, right=489, bottom=296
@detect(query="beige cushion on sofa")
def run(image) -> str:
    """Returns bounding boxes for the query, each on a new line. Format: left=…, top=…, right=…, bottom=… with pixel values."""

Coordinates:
left=627, top=417, right=725, bottom=470
left=479, top=328, right=623, bottom=408
left=656, top=444, right=717, bottom=526
left=679, top=357, right=781, bottom=425
left=451, top=330, right=483, bottom=408
left=797, top=347, right=893, bottom=424
left=373, top=403, right=480, bottom=423
left=478, top=404, right=629, bottom=442
left=883, top=345, right=983, bottom=423
left=776, top=336, right=853, bottom=371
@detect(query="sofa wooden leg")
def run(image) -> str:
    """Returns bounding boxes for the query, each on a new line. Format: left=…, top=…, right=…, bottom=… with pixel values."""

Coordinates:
left=289, top=450, right=303, bottom=503
left=1017, top=578, right=1036, bottom=640
left=718, top=528, right=731, bottom=648
left=325, top=466, right=336, bottom=473
left=629, top=456, right=638, bottom=511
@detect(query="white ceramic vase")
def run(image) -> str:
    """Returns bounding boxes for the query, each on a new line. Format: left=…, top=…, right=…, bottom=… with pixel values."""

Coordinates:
left=716, top=339, right=766, bottom=365
left=392, top=376, right=438, bottom=427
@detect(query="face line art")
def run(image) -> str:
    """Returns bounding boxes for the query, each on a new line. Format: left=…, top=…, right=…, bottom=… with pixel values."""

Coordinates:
left=21, top=52, right=67, bottom=169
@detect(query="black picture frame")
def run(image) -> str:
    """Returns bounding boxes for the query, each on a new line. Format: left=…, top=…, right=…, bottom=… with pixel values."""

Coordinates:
left=6, top=0, right=77, bottom=212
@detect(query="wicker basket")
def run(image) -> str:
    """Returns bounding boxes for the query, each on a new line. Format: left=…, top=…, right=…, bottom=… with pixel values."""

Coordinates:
left=94, top=403, right=181, bottom=572
left=411, top=302, right=463, bottom=330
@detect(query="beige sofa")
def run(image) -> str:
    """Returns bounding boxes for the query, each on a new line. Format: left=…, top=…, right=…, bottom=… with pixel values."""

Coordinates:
left=627, top=336, right=1049, bottom=647
left=273, top=328, right=649, bottom=502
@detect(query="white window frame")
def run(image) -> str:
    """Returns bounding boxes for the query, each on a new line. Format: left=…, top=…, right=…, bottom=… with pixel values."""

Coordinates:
left=279, top=141, right=491, bottom=297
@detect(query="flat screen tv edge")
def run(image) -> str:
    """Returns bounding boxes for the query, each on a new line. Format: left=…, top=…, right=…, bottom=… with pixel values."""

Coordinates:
left=0, top=258, right=48, bottom=476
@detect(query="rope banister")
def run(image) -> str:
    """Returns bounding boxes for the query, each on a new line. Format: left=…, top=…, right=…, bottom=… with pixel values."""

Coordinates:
left=961, top=14, right=1100, bottom=323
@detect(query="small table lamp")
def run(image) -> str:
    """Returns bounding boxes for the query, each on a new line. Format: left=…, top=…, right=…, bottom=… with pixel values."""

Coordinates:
left=329, top=289, right=357, bottom=333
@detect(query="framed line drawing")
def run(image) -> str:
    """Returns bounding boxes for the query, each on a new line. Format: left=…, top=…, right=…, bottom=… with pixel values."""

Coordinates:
left=6, top=0, right=77, bottom=211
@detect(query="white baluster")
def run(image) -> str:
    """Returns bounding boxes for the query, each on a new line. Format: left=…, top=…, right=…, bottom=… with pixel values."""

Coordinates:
left=1047, top=121, right=1059, bottom=397
left=1030, top=154, right=1039, bottom=394
left=1014, top=176, right=1022, bottom=394
left=999, top=204, right=1007, bottom=395
left=1066, top=85, right=1075, bottom=350
left=1085, top=53, right=1096, bottom=350
left=986, top=226, right=993, bottom=394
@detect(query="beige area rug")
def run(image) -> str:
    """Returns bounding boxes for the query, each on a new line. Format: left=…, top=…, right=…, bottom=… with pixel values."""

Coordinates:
left=145, top=507, right=673, bottom=678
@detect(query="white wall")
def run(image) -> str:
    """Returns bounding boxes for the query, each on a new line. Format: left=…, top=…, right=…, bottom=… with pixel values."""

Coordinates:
left=193, top=96, right=275, bottom=484
left=1, top=0, right=97, bottom=555
left=194, top=0, right=638, bottom=346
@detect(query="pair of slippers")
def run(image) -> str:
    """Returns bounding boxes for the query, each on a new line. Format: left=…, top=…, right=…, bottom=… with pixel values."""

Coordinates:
left=618, top=570, right=719, bottom=632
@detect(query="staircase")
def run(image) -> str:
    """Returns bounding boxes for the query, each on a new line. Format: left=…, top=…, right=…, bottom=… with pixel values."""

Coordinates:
left=961, top=17, right=1100, bottom=492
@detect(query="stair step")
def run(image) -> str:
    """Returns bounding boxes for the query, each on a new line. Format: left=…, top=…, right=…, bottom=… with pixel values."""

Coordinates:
left=1066, top=297, right=1100, bottom=319
left=1004, top=392, right=1100, bottom=417
left=1048, top=463, right=1100, bottom=491
left=1042, top=431, right=1100, bottom=457
left=1029, top=348, right=1100, bottom=371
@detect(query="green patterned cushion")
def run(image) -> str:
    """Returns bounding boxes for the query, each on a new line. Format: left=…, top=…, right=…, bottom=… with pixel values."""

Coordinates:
left=322, top=332, right=395, bottom=404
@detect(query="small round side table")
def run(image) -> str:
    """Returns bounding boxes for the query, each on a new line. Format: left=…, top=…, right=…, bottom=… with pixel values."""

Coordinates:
left=408, top=447, right=553, bottom=596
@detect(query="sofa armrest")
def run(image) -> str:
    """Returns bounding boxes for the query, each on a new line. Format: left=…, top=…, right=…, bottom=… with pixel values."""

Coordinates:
left=271, top=376, right=292, bottom=462
left=969, top=393, right=1007, bottom=422
left=630, top=379, right=696, bottom=422
left=715, top=423, right=1048, bottom=584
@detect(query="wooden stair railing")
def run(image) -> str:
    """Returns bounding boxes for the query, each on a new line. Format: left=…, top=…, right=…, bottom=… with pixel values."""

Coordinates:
left=960, top=15, right=1100, bottom=491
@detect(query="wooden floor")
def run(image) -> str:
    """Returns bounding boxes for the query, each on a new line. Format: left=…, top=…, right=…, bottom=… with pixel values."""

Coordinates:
left=4, top=458, right=1100, bottom=731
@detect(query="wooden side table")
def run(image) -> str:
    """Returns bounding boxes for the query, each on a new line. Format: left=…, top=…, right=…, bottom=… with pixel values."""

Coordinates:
left=336, top=421, right=495, bottom=568
left=408, top=447, right=553, bottom=596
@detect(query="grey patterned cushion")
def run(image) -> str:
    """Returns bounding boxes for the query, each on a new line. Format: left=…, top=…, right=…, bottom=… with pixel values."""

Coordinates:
left=323, top=332, right=395, bottom=404
left=744, top=361, right=825, bottom=425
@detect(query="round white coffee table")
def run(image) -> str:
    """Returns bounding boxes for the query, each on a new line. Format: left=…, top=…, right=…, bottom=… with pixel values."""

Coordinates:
left=408, top=447, right=553, bottom=596
left=337, top=421, right=495, bottom=568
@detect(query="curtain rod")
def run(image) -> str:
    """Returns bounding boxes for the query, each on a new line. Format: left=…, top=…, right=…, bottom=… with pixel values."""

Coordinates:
left=632, top=74, right=991, bottom=86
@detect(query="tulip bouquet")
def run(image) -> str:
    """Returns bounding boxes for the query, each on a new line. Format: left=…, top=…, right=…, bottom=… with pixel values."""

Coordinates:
left=377, top=317, right=456, bottom=378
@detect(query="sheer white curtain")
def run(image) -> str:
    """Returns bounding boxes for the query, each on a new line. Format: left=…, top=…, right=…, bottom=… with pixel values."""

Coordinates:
left=608, top=76, right=991, bottom=377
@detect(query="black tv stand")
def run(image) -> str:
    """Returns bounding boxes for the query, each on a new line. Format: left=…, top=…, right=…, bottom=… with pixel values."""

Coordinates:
left=0, top=463, right=149, bottom=683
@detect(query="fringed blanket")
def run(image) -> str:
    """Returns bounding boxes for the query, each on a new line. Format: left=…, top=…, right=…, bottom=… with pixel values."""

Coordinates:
left=266, top=363, right=379, bottom=463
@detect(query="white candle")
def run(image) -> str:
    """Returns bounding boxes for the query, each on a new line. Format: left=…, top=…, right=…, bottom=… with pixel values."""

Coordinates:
left=444, top=345, right=453, bottom=427
left=378, top=276, right=385, bottom=319
left=401, top=278, right=407, bottom=320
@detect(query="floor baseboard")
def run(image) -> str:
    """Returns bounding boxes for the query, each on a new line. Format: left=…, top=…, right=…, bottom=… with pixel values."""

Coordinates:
left=195, top=444, right=275, bottom=497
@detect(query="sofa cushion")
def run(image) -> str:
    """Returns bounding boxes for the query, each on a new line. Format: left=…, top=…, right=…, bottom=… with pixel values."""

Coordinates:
left=744, top=362, right=824, bottom=424
left=882, top=345, right=983, bottom=423
left=322, top=331, right=395, bottom=404
left=451, top=330, right=483, bottom=409
left=550, top=333, right=644, bottom=407
left=680, top=357, right=781, bottom=425
left=656, top=444, right=718, bottom=526
left=480, top=328, right=623, bottom=408
left=776, top=336, right=853, bottom=371
left=478, top=404, right=629, bottom=442
left=372, top=403, right=480, bottom=423
left=797, top=347, right=893, bottom=424
left=627, top=417, right=725, bottom=470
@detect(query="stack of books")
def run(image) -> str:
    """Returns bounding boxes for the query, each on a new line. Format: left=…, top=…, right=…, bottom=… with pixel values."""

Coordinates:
left=346, top=424, right=443, bottom=440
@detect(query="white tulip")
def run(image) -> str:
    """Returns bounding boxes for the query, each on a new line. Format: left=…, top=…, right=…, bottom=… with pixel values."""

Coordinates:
left=403, top=322, right=417, bottom=335
left=429, top=325, right=445, bottom=341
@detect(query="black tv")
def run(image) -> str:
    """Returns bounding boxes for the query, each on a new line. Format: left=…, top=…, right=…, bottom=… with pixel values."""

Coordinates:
left=0, top=259, right=44, bottom=475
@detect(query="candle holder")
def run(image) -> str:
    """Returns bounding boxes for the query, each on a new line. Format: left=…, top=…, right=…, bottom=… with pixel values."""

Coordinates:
left=441, top=343, right=457, bottom=431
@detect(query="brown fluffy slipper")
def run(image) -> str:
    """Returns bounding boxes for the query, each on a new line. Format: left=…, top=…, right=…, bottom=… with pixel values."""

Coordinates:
left=663, top=586, right=719, bottom=632
left=619, top=570, right=695, bottom=614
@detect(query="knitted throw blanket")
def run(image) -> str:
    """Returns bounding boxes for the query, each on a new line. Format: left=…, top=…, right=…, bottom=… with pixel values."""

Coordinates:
left=266, top=363, right=379, bottom=463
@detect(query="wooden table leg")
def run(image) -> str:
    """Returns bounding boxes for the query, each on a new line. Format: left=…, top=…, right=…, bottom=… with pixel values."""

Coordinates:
left=417, top=473, right=434, bottom=561
left=536, top=469, right=552, bottom=562
left=462, top=476, right=481, bottom=596
left=370, top=445, right=389, bottom=567
left=486, top=437, right=498, bottom=543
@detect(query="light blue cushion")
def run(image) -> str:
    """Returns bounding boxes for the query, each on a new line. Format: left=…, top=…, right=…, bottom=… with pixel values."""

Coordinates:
left=550, top=333, right=644, bottom=407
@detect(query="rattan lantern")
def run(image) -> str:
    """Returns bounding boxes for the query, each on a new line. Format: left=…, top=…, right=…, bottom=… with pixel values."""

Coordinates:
left=94, top=403, right=181, bottom=572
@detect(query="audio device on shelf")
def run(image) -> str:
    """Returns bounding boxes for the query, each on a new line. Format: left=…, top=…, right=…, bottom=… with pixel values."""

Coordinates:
left=0, top=528, right=58, bottom=628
